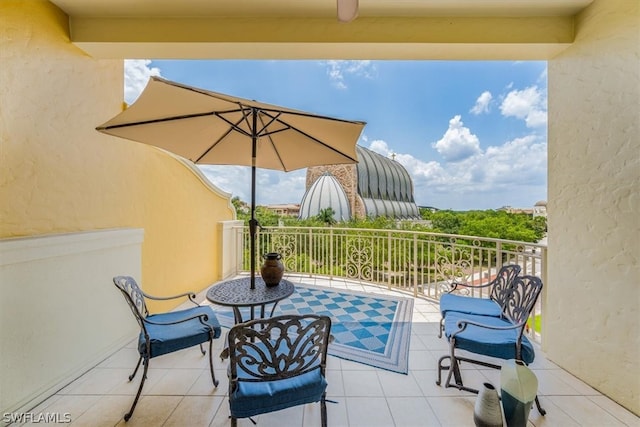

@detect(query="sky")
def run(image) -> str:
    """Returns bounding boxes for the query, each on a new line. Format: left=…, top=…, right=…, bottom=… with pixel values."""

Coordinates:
left=124, top=59, right=548, bottom=211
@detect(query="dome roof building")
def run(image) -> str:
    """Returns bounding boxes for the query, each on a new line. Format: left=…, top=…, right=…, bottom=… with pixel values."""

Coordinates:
left=301, top=146, right=420, bottom=221
left=298, top=172, right=351, bottom=221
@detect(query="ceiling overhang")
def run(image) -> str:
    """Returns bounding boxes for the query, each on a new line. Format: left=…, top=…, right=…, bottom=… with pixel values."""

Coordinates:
left=50, top=0, right=594, bottom=60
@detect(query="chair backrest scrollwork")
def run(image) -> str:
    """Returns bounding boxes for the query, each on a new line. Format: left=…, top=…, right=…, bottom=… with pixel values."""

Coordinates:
left=228, top=314, right=331, bottom=383
left=489, top=264, right=522, bottom=305
left=502, top=275, right=543, bottom=327
left=113, top=276, right=149, bottom=330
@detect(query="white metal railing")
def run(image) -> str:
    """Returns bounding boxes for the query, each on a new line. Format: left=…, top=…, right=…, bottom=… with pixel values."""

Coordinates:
left=231, top=225, right=546, bottom=342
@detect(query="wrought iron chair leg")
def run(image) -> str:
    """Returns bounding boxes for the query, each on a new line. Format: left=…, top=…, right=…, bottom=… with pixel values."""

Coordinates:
left=128, top=355, right=143, bottom=381
left=124, top=358, right=149, bottom=421
left=230, top=417, right=237, bottom=427
left=436, top=355, right=450, bottom=385
left=535, top=395, right=546, bottom=415
left=199, top=343, right=206, bottom=355
left=321, top=394, right=328, bottom=427
left=438, top=318, right=444, bottom=338
left=208, top=338, right=219, bottom=387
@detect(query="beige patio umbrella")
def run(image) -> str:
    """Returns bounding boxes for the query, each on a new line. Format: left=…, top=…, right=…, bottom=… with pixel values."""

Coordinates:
left=97, top=76, right=365, bottom=289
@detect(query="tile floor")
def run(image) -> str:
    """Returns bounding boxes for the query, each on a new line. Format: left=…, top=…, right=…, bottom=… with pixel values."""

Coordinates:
left=20, top=275, right=639, bottom=427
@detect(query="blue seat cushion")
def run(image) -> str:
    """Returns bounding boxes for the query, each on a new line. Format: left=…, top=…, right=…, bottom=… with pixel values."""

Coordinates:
left=440, top=293, right=502, bottom=317
left=228, top=341, right=327, bottom=419
left=139, top=306, right=221, bottom=358
left=444, top=312, right=535, bottom=364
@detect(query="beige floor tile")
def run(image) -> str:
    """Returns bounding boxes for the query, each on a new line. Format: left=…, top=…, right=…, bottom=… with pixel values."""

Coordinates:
left=60, top=368, right=136, bottom=395
left=588, top=395, right=640, bottom=426
left=427, top=395, right=476, bottom=427
left=145, top=368, right=202, bottom=395
left=326, top=369, right=346, bottom=396
left=342, top=370, right=384, bottom=397
left=97, top=346, right=140, bottom=369
left=387, top=396, right=442, bottom=426
left=377, top=369, right=423, bottom=396
left=345, top=396, right=395, bottom=427
left=69, top=395, right=134, bottom=426
left=187, top=368, right=228, bottom=396
left=18, top=395, right=98, bottom=427
left=163, top=396, right=224, bottom=427
left=113, top=395, right=181, bottom=427
left=408, top=349, right=438, bottom=370
left=548, top=395, right=628, bottom=426
left=534, top=369, right=583, bottom=395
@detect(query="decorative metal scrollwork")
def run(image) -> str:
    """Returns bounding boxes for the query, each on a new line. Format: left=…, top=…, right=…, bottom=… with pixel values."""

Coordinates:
left=345, top=236, right=373, bottom=280
left=503, top=276, right=543, bottom=326
left=113, top=276, right=148, bottom=329
left=228, top=315, right=331, bottom=382
left=272, top=233, right=297, bottom=271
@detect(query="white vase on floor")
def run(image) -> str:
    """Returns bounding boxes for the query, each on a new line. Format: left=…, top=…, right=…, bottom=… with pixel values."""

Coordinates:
left=501, top=359, right=538, bottom=427
left=474, top=382, right=504, bottom=427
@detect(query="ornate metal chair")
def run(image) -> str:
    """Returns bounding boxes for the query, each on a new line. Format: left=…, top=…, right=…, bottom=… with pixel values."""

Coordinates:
left=438, top=264, right=522, bottom=337
left=227, top=314, right=332, bottom=427
left=436, top=274, right=546, bottom=416
left=112, top=276, right=222, bottom=421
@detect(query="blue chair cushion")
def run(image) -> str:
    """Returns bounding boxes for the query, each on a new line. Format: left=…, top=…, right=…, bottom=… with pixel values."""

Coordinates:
left=444, top=312, right=535, bottom=364
left=228, top=341, right=328, bottom=419
left=440, top=293, right=502, bottom=317
left=139, top=306, right=221, bottom=358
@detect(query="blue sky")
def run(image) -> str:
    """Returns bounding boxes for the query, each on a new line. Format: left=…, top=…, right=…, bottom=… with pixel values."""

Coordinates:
left=124, top=59, right=547, bottom=210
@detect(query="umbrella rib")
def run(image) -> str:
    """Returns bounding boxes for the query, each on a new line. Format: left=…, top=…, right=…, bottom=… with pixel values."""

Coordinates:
left=259, top=111, right=360, bottom=168
left=97, top=111, right=220, bottom=130
left=194, top=108, right=253, bottom=163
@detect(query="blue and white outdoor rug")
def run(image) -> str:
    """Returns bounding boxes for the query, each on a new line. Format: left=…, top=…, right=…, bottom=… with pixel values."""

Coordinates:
left=213, top=283, right=413, bottom=374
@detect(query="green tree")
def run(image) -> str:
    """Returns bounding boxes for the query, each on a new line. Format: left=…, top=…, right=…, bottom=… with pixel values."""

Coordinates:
left=316, top=208, right=337, bottom=226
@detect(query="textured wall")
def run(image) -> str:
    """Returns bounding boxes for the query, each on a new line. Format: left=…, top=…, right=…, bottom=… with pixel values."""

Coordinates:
left=0, top=0, right=235, bottom=310
left=547, top=0, right=639, bottom=414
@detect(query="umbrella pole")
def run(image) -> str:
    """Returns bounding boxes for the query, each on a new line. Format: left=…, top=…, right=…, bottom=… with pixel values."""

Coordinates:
left=249, top=110, right=258, bottom=290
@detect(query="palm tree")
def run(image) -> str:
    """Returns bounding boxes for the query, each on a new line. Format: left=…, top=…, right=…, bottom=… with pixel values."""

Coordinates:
left=316, top=208, right=336, bottom=226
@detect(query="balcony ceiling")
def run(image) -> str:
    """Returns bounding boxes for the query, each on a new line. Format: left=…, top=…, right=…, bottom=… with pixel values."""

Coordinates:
left=49, top=0, right=594, bottom=60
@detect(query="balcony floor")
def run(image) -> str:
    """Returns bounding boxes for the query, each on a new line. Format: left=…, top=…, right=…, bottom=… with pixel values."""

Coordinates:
left=23, top=275, right=638, bottom=427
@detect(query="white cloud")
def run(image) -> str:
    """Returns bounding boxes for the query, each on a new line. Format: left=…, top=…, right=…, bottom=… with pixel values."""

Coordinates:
left=323, top=60, right=376, bottom=89
left=500, top=86, right=547, bottom=128
left=432, top=115, right=482, bottom=162
left=199, top=165, right=306, bottom=205
left=124, top=59, right=162, bottom=104
left=470, top=91, right=493, bottom=115
left=367, top=133, right=546, bottom=210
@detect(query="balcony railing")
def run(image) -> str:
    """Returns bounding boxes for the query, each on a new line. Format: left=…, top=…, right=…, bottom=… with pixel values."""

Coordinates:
left=231, top=225, right=546, bottom=342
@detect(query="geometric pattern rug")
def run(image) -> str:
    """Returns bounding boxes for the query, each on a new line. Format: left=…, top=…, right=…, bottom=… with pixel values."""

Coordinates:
left=213, top=283, right=413, bottom=374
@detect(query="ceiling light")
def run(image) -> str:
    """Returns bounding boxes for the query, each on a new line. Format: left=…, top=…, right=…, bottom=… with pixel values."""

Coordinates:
left=337, top=0, right=358, bottom=23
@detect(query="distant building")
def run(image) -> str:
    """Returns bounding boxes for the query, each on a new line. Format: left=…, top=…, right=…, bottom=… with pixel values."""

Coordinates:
left=263, top=204, right=300, bottom=217
left=300, top=145, right=420, bottom=221
left=533, top=200, right=547, bottom=218
left=298, top=172, right=351, bottom=221
left=498, top=201, right=547, bottom=217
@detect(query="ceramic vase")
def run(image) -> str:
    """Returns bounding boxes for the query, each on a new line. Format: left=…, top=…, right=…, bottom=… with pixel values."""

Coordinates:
left=501, top=359, right=538, bottom=427
left=474, top=382, right=504, bottom=427
left=260, top=252, right=284, bottom=287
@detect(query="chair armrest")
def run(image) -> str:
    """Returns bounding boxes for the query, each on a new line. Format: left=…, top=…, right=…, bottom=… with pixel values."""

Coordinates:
left=447, top=280, right=495, bottom=293
left=143, top=312, right=210, bottom=326
left=451, top=317, right=526, bottom=339
left=142, top=290, right=199, bottom=306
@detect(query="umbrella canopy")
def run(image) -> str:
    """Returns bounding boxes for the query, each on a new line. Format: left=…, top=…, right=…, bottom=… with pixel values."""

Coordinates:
left=97, top=76, right=365, bottom=288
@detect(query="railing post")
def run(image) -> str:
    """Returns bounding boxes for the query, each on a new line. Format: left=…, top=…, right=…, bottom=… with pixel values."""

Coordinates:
left=413, top=234, right=418, bottom=297
left=329, top=228, right=334, bottom=279
left=496, top=241, right=503, bottom=270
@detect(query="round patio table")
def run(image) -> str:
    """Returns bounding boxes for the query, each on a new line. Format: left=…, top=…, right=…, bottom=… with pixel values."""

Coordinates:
left=206, top=276, right=295, bottom=324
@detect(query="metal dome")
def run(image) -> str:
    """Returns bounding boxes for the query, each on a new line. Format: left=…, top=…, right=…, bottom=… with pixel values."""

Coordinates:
left=298, top=172, right=351, bottom=221
left=355, top=146, right=420, bottom=219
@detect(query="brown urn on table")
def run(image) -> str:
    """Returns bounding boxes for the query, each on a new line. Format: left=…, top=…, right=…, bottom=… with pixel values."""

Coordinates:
left=260, top=252, right=284, bottom=287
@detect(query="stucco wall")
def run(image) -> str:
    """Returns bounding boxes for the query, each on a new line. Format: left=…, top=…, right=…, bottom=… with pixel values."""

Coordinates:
left=0, top=1, right=235, bottom=311
left=547, top=0, right=639, bottom=414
